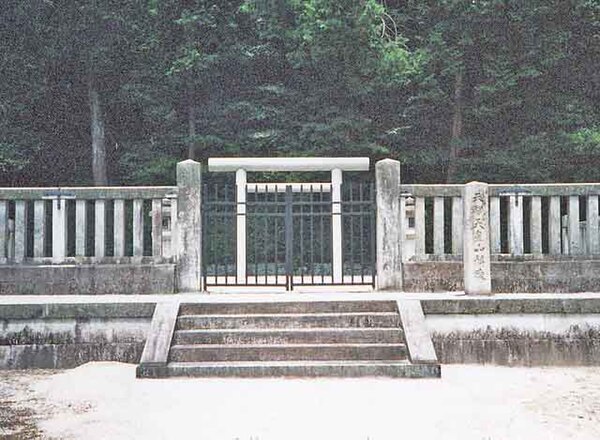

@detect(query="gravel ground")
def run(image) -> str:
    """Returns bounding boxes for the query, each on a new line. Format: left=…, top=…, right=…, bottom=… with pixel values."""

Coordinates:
left=1, top=362, right=600, bottom=440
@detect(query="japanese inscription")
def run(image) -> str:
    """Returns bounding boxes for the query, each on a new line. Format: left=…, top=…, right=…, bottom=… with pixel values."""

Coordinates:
left=470, top=191, right=489, bottom=280
left=463, top=182, right=492, bottom=294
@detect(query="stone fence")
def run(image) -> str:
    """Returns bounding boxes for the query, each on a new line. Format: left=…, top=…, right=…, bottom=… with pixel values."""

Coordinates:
left=1, top=157, right=599, bottom=294
left=376, top=159, right=600, bottom=293
left=399, top=182, right=600, bottom=259
left=0, top=186, right=177, bottom=264
left=0, top=160, right=201, bottom=294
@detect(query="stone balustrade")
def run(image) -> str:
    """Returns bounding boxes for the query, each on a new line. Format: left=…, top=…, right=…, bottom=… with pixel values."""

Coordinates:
left=399, top=183, right=600, bottom=260
left=0, top=186, right=178, bottom=265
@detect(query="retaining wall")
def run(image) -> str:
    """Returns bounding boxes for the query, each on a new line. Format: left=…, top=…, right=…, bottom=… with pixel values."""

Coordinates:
left=423, top=298, right=600, bottom=366
left=0, top=303, right=155, bottom=368
left=2, top=297, right=600, bottom=369
left=404, top=259, right=600, bottom=293
left=0, top=264, right=175, bottom=295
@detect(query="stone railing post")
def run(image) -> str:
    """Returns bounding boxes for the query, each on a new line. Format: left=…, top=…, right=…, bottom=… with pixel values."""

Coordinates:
left=176, top=160, right=202, bottom=291
left=375, top=159, right=403, bottom=290
left=463, top=181, right=491, bottom=295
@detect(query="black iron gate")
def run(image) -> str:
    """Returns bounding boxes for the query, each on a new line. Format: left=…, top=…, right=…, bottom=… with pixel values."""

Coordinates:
left=202, top=182, right=375, bottom=290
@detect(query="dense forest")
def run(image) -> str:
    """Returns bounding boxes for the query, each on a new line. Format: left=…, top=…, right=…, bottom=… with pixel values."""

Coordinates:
left=1, top=0, right=599, bottom=186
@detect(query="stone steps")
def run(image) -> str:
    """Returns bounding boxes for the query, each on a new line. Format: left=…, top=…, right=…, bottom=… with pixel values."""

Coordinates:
left=169, top=343, right=407, bottom=362
left=179, top=301, right=398, bottom=315
left=136, top=299, right=441, bottom=379
left=176, top=312, right=400, bottom=330
left=159, top=360, right=440, bottom=378
left=172, top=328, right=404, bottom=345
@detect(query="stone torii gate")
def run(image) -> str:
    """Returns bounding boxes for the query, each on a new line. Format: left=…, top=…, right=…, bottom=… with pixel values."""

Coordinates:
left=207, top=157, right=370, bottom=285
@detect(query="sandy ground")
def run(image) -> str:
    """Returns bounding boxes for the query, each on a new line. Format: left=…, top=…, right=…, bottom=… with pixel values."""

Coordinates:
left=1, top=363, right=599, bottom=440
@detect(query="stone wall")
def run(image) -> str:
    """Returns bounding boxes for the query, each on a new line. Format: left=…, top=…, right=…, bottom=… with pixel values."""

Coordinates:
left=423, top=297, right=600, bottom=366
left=3, top=297, right=600, bottom=369
left=0, top=303, right=154, bottom=369
left=0, top=264, right=175, bottom=295
left=404, top=259, right=600, bottom=293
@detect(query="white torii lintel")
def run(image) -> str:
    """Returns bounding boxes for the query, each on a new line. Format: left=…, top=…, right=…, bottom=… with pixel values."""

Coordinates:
left=208, top=157, right=370, bottom=173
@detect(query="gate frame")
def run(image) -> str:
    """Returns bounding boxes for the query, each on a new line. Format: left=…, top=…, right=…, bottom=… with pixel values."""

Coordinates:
left=205, top=157, right=370, bottom=290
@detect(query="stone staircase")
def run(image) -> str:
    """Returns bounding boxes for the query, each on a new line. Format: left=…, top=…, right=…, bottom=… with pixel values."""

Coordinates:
left=137, top=300, right=440, bottom=378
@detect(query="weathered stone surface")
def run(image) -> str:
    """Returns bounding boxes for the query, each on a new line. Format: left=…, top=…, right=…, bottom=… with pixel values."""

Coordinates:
left=0, top=318, right=151, bottom=345
left=208, top=157, right=370, bottom=172
left=173, top=328, right=403, bottom=345
left=0, top=303, right=153, bottom=369
left=462, top=182, right=491, bottom=295
left=431, top=326, right=600, bottom=366
left=375, top=159, right=403, bottom=290
left=396, top=300, right=438, bottom=364
left=404, top=259, right=600, bottom=293
left=422, top=298, right=600, bottom=315
left=403, top=261, right=463, bottom=292
left=169, top=344, right=407, bottom=362
left=0, top=342, right=144, bottom=369
left=0, top=187, right=177, bottom=200
left=176, top=313, right=401, bottom=330
left=179, top=301, right=397, bottom=315
left=145, top=299, right=440, bottom=379
left=139, top=301, right=180, bottom=367
left=0, top=303, right=155, bottom=320
left=139, top=361, right=441, bottom=379
left=176, top=160, right=202, bottom=291
left=0, top=264, right=175, bottom=295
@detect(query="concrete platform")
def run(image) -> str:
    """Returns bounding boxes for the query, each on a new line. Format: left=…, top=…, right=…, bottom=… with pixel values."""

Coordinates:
left=2, top=292, right=600, bottom=370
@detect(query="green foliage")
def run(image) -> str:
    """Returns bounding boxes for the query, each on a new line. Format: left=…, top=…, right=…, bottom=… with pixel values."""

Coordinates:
left=0, top=0, right=598, bottom=185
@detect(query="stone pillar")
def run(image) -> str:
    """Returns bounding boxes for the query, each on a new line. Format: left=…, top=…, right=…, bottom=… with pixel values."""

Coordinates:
left=176, top=160, right=202, bottom=291
left=331, top=168, right=343, bottom=284
left=462, top=182, right=491, bottom=295
left=375, top=159, right=403, bottom=290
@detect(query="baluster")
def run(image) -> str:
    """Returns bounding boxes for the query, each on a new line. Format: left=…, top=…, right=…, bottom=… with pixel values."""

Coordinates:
left=33, top=200, right=46, bottom=258
left=415, top=197, right=425, bottom=256
left=114, top=199, right=126, bottom=257
left=52, top=199, right=67, bottom=263
left=399, top=195, right=407, bottom=260
left=433, top=197, right=444, bottom=255
left=95, top=200, right=105, bottom=258
left=169, top=198, right=178, bottom=259
left=489, top=196, right=501, bottom=253
left=152, top=199, right=163, bottom=257
left=133, top=199, right=144, bottom=257
left=452, top=196, right=463, bottom=255
left=587, top=195, right=599, bottom=255
left=0, top=201, right=7, bottom=262
left=530, top=196, right=542, bottom=254
left=14, top=200, right=27, bottom=263
left=548, top=196, right=561, bottom=254
left=568, top=196, right=580, bottom=255
left=508, top=195, right=524, bottom=255
left=75, top=200, right=87, bottom=256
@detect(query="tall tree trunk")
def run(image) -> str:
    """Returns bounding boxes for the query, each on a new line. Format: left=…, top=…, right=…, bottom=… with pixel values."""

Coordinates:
left=88, top=74, right=108, bottom=185
left=187, top=79, right=197, bottom=160
left=188, top=104, right=196, bottom=160
left=446, top=69, right=463, bottom=183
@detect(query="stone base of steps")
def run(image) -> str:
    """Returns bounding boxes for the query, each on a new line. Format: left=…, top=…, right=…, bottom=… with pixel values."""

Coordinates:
left=137, top=360, right=441, bottom=379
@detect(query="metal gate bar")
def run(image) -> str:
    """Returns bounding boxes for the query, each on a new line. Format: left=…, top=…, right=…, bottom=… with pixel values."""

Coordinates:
left=202, top=181, right=375, bottom=290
